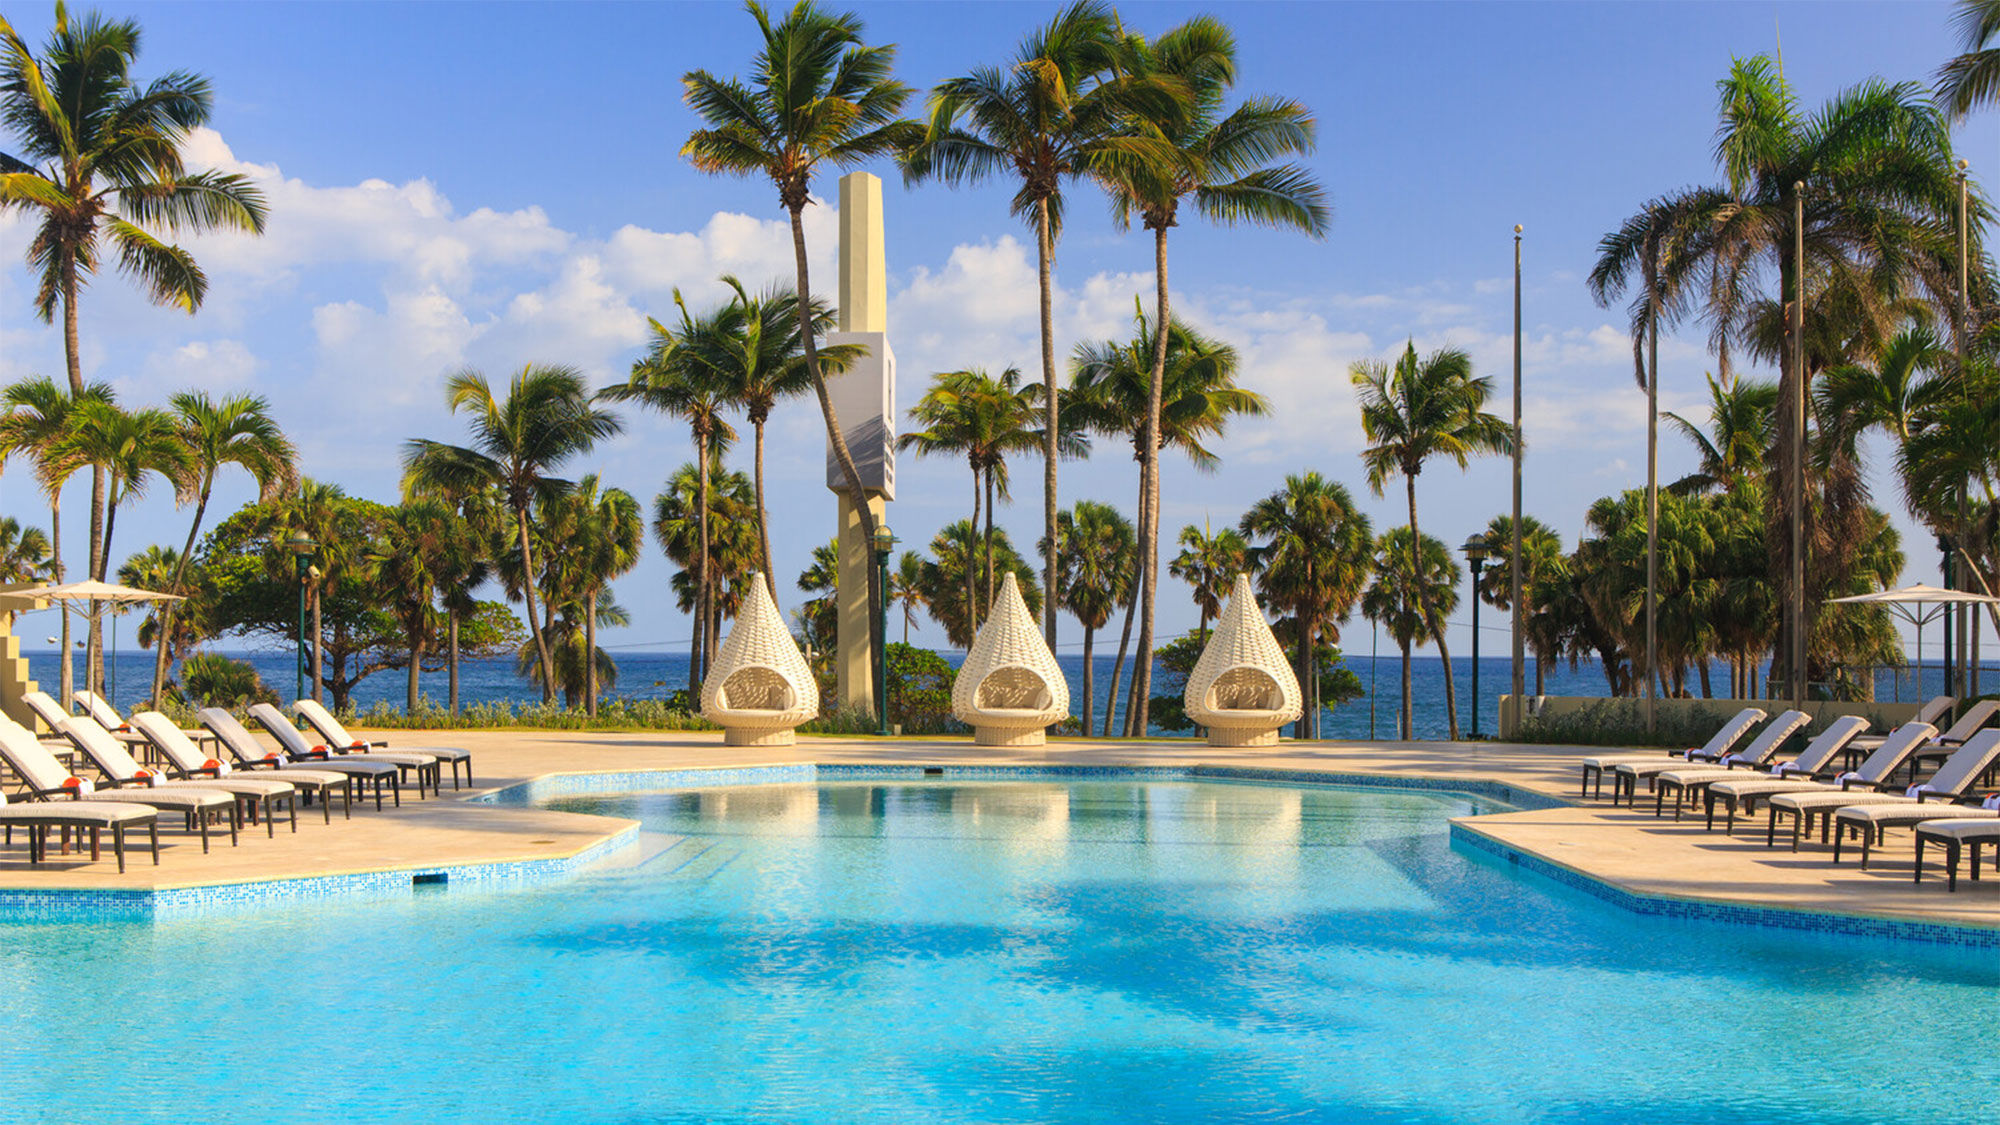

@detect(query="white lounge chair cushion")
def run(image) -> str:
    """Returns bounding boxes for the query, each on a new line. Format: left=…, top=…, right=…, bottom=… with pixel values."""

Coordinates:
left=1835, top=804, right=1997, bottom=829
left=1766, top=790, right=1914, bottom=813
left=1915, top=819, right=2000, bottom=842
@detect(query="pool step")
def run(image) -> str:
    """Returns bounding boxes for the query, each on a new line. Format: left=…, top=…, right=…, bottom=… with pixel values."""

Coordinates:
left=656, top=837, right=742, bottom=883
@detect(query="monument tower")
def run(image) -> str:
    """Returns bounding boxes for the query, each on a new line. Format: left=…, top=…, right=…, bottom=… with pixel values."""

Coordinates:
left=827, top=171, right=895, bottom=712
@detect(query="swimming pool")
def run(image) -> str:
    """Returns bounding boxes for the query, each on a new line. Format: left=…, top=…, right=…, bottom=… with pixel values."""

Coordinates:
left=3, top=775, right=1995, bottom=1123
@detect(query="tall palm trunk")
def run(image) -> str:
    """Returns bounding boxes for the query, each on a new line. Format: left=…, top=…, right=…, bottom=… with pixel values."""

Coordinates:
left=309, top=585, right=323, bottom=703
left=51, top=499, right=71, bottom=707
left=61, top=259, right=109, bottom=702
left=1105, top=585, right=1136, bottom=738
left=1407, top=475, right=1461, bottom=739
left=786, top=202, right=883, bottom=674
left=515, top=505, right=556, bottom=703
left=153, top=483, right=214, bottom=701
left=1297, top=615, right=1317, bottom=741
left=1081, top=623, right=1097, bottom=738
left=753, top=415, right=778, bottom=604
left=1398, top=637, right=1413, bottom=739
left=406, top=632, right=422, bottom=713
left=695, top=430, right=711, bottom=691
left=448, top=610, right=461, bottom=717
left=1132, top=225, right=1171, bottom=735
left=1037, top=199, right=1059, bottom=650
left=1122, top=441, right=1152, bottom=738
left=967, top=462, right=981, bottom=636
left=984, top=466, right=997, bottom=616
left=586, top=589, right=599, bottom=717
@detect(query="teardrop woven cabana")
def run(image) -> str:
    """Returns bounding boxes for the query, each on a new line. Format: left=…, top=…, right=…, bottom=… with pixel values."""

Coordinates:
left=1184, top=574, right=1302, bottom=747
left=701, top=574, right=819, bottom=746
left=951, top=573, right=1070, bottom=746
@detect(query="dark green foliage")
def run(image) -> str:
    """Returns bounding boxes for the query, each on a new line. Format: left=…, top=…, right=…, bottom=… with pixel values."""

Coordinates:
left=175, top=653, right=277, bottom=708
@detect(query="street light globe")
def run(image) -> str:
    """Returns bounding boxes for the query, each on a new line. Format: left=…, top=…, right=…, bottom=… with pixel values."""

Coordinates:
left=1461, top=535, right=1490, bottom=564
left=872, top=525, right=895, bottom=555
left=285, top=530, right=316, bottom=556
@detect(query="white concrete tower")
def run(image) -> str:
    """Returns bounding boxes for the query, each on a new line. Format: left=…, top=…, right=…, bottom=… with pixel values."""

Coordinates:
left=827, top=171, right=895, bottom=712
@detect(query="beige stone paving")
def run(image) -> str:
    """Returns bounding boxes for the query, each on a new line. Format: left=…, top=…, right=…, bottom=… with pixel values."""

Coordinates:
left=3, top=727, right=1993, bottom=933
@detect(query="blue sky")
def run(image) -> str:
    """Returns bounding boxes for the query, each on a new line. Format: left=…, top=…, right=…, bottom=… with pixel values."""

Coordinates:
left=2, top=1, right=1993, bottom=663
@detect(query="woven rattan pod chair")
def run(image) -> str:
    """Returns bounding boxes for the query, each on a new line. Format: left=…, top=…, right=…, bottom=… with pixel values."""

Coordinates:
left=1184, top=574, right=1303, bottom=747
left=701, top=574, right=819, bottom=746
left=951, top=573, right=1070, bottom=746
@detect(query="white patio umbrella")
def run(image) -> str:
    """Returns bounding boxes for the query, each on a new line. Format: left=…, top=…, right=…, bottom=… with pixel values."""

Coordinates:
left=11, top=580, right=186, bottom=704
left=1827, top=583, right=2000, bottom=700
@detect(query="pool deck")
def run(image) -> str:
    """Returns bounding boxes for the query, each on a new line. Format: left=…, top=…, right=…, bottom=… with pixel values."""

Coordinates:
left=3, top=729, right=1993, bottom=933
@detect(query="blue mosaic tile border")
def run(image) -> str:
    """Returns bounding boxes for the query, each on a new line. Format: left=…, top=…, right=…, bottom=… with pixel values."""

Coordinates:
left=0, top=823, right=640, bottom=923
left=1449, top=821, right=2000, bottom=951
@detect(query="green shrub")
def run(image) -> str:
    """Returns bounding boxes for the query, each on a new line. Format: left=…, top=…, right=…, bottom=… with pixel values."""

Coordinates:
left=349, top=696, right=716, bottom=731
left=178, top=652, right=279, bottom=709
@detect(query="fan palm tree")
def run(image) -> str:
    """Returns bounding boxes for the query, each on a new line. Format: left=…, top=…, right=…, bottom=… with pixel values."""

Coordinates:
left=148, top=391, right=297, bottom=701
left=916, top=520, right=1041, bottom=651
left=425, top=494, right=493, bottom=718
left=890, top=549, right=926, bottom=644
left=555, top=474, right=643, bottom=715
left=898, top=367, right=1047, bottom=624
left=1069, top=306, right=1266, bottom=733
left=698, top=276, right=860, bottom=600
left=1475, top=514, right=1566, bottom=696
left=1090, top=15, right=1329, bottom=736
left=655, top=462, right=761, bottom=681
left=1168, top=520, right=1246, bottom=643
left=1240, top=473, right=1374, bottom=740
left=1048, top=499, right=1133, bottom=737
left=796, top=537, right=841, bottom=657
left=0, top=517, right=52, bottom=626
left=263, top=478, right=355, bottom=703
left=367, top=499, right=457, bottom=713
left=601, top=300, right=737, bottom=689
left=902, top=1, right=1122, bottom=647
left=681, top=0, right=923, bottom=638
left=1352, top=342, right=1511, bottom=739
left=1938, top=0, right=2000, bottom=119
left=403, top=364, right=621, bottom=703
left=116, top=543, right=199, bottom=693
left=1360, top=528, right=1459, bottom=741
left=0, top=374, right=109, bottom=701
left=1663, top=373, right=1778, bottom=495
left=0, top=8, right=267, bottom=689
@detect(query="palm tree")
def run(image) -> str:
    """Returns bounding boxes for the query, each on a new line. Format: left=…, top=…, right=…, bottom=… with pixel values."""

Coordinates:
left=148, top=391, right=297, bottom=701
left=367, top=500, right=457, bottom=713
left=1168, top=520, right=1246, bottom=643
left=915, top=520, right=1041, bottom=650
left=601, top=301, right=737, bottom=689
left=1090, top=15, right=1330, bottom=736
left=0, top=375, right=110, bottom=702
left=681, top=0, right=923, bottom=640
left=1048, top=499, right=1134, bottom=737
left=0, top=9, right=267, bottom=689
left=560, top=474, right=643, bottom=715
left=428, top=496, right=493, bottom=718
left=1352, top=342, right=1511, bottom=739
left=264, top=478, right=354, bottom=703
left=117, top=543, right=198, bottom=694
left=1069, top=307, right=1267, bottom=733
left=1816, top=328, right=1947, bottom=453
left=55, top=399, right=194, bottom=692
left=0, top=517, right=52, bottom=625
left=898, top=367, right=1045, bottom=624
left=1938, top=0, right=2000, bottom=119
left=698, top=276, right=861, bottom=601
left=1240, top=473, right=1374, bottom=739
left=890, top=549, right=926, bottom=644
left=796, top=537, right=841, bottom=658
left=655, top=462, right=761, bottom=678
left=1475, top=515, right=1566, bottom=696
left=902, top=1, right=1121, bottom=648
left=1663, top=373, right=1777, bottom=495
left=403, top=365, right=621, bottom=703
left=1361, top=528, right=1459, bottom=740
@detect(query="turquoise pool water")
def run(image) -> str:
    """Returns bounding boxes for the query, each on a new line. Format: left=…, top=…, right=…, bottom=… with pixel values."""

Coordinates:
left=3, top=777, right=1996, bottom=1123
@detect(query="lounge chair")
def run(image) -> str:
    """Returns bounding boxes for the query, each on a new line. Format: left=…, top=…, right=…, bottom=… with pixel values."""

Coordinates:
left=0, top=715, right=237, bottom=852
left=1827, top=731, right=2000, bottom=867
left=0, top=788, right=158, bottom=873
left=1577, top=707, right=1765, bottom=801
left=1647, top=713, right=1860, bottom=821
left=248, top=703, right=440, bottom=798
left=1912, top=818, right=2000, bottom=891
left=131, top=711, right=353, bottom=825
left=19, top=689, right=72, bottom=733
left=71, top=689, right=129, bottom=732
left=1906, top=698, right=2000, bottom=778
left=292, top=699, right=469, bottom=790
left=1754, top=724, right=1953, bottom=849
left=1625, top=710, right=1814, bottom=817
left=60, top=716, right=299, bottom=838
left=1703, top=722, right=1937, bottom=835
left=199, top=707, right=401, bottom=811
left=1844, top=696, right=1956, bottom=758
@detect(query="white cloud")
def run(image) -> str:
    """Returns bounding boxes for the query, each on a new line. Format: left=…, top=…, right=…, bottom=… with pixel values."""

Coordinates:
left=136, top=339, right=260, bottom=395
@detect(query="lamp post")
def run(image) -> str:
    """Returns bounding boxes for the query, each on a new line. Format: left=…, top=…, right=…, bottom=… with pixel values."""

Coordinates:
left=1462, top=535, right=1490, bottom=739
left=872, top=524, right=895, bottom=737
left=286, top=531, right=315, bottom=724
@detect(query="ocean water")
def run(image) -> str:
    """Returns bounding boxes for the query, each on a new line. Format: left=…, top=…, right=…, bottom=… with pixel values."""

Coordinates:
left=19, top=647, right=1986, bottom=741
left=1, top=776, right=1992, bottom=1123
